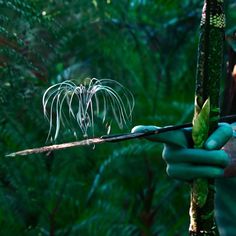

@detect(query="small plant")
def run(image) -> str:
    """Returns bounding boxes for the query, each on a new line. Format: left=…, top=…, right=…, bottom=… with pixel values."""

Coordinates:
left=42, top=78, right=135, bottom=140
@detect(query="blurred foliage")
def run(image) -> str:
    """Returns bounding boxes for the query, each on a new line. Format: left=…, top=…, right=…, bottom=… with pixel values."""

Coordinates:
left=0, top=0, right=236, bottom=235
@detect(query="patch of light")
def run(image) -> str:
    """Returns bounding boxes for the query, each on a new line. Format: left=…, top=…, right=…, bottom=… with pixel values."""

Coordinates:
left=92, top=0, right=98, bottom=8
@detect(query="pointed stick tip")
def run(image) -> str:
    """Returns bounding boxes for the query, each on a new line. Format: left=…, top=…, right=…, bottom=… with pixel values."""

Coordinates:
left=5, top=153, right=16, bottom=157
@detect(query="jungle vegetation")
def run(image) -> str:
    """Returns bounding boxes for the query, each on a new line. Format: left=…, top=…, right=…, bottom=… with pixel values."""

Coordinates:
left=1, top=0, right=236, bottom=235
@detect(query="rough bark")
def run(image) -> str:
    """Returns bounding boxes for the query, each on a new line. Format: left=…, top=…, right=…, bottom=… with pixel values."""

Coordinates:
left=190, top=0, right=225, bottom=235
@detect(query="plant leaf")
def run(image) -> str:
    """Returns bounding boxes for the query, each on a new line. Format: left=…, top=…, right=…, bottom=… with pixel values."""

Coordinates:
left=192, top=98, right=210, bottom=148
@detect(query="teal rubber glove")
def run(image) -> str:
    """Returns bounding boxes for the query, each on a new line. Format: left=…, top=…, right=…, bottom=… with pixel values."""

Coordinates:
left=132, top=123, right=236, bottom=236
left=131, top=123, right=233, bottom=180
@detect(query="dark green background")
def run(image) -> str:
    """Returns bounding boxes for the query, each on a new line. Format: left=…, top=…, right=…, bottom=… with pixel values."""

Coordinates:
left=1, top=1, right=236, bottom=235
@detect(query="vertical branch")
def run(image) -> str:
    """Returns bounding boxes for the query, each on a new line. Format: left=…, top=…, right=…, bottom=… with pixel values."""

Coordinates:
left=190, top=0, right=225, bottom=235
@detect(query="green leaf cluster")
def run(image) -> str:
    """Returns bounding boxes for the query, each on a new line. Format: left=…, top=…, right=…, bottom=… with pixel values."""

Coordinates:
left=0, top=0, right=235, bottom=235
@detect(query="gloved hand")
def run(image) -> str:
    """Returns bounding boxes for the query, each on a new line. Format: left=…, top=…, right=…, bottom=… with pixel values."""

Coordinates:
left=132, top=123, right=236, bottom=236
left=131, top=123, right=233, bottom=180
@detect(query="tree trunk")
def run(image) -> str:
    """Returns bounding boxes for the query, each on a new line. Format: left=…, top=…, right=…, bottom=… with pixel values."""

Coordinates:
left=190, top=0, right=225, bottom=235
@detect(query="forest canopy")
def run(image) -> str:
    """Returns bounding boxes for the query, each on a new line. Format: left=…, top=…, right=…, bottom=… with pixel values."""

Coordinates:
left=1, top=0, right=236, bottom=235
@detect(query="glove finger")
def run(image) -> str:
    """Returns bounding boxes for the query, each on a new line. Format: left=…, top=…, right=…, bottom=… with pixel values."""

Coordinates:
left=166, top=163, right=224, bottom=180
left=131, top=125, right=188, bottom=147
left=204, top=123, right=233, bottom=150
left=163, top=147, right=230, bottom=167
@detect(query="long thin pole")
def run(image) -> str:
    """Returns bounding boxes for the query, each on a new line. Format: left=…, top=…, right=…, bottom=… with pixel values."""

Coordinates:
left=190, top=0, right=225, bottom=234
left=6, top=114, right=235, bottom=157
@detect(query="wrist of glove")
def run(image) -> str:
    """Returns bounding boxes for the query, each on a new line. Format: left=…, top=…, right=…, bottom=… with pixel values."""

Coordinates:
left=222, top=123, right=236, bottom=177
left=131, top=123, right=235, bottom=180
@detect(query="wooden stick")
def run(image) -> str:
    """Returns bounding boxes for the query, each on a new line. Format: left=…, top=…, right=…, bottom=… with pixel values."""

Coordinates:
left=6, top=115, right=236, bottom=157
